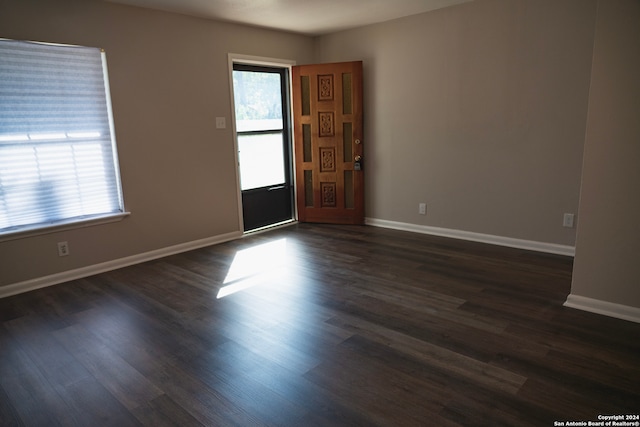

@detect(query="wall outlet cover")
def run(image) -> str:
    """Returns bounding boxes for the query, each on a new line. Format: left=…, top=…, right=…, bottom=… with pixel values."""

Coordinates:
left=563, top=213, right=575, bottom=228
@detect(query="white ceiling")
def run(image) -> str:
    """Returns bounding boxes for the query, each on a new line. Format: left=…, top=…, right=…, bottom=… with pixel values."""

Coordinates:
left=104, top=0, right=473, bottom=36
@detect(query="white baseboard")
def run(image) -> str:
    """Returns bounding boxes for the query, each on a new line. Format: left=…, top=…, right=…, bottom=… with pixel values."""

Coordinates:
left=564, top=294, right=640, bottom=324
left=365, top=218, right=575, bottom=256
left=0, top=231, right=242, bottom=299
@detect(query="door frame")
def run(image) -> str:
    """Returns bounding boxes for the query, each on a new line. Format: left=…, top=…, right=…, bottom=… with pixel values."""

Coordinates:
left=227, top=54, right=298, bottom=233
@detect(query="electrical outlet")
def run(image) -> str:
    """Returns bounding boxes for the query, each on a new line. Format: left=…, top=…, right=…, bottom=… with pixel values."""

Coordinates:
left=57, top=241, right=70, bottom=257
left=563, top=213, right=575, bottom=228
left=419, top=203, right=426, bottom=215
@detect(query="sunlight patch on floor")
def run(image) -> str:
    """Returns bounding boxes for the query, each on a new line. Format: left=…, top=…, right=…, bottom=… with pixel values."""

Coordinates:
left=217, top=238, right=289, bottom=299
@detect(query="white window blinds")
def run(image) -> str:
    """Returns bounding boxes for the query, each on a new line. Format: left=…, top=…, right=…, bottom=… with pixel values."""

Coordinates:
left=0, top=39, right=124, bottom=235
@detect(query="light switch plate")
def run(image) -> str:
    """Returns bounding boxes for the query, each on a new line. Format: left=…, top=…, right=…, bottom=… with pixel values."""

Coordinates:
left=216, top=117, right=226, bottom=129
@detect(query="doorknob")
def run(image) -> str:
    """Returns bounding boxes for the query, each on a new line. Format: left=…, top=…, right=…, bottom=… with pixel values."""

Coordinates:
left=354, top=155, right=363, bottom=171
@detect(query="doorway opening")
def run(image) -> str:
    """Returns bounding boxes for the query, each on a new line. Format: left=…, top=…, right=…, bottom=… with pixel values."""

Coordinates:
left=232, top=63, right=294, bottom=232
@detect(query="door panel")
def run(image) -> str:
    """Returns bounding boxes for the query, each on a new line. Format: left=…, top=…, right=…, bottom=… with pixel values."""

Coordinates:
left=292, top=61, right=364, bottom=224
left=242, top=185, right=292, bottom=231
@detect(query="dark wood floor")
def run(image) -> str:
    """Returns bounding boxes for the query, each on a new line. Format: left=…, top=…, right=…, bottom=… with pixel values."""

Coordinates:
left=1, top=224, right=639, bottom=426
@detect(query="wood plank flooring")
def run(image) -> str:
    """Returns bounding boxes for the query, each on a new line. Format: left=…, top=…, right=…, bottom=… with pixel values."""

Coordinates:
left=1, top=223, right=639, bottom=426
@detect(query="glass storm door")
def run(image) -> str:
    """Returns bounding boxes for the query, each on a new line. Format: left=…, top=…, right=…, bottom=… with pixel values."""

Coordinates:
left=233, top=64, right=293, bottom=231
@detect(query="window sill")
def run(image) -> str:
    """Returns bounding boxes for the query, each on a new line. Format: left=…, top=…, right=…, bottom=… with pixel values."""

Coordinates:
left=0, top=212, right=131, bottom=243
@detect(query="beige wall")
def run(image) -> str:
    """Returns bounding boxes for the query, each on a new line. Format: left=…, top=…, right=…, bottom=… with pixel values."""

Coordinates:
left=315, top=0, right=597, bottom=246
left=570, top=0, right=640, bottom=308
left=0, top=0, right=314, bottom=288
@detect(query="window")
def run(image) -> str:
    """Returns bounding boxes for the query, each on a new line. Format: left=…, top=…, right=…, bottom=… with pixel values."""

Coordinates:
left=0, top=39, right=125, bottom=237
left=233, top=65, right=288, bottom=191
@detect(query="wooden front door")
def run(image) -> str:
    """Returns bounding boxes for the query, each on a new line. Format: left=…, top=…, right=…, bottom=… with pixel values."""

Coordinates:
left=292, top=61, right=364, bottom=224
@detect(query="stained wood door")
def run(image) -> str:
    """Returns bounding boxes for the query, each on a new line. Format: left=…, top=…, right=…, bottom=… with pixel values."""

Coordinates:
left=292, top=61, right=364, bottom=224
